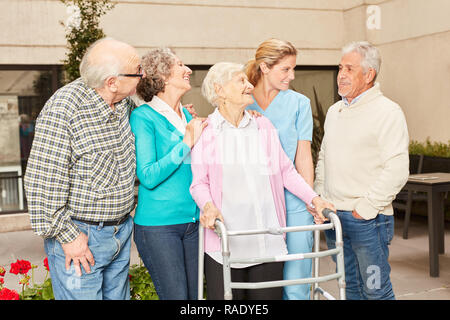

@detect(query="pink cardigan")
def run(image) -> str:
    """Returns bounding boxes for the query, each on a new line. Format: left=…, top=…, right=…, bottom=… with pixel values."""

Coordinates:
left=189, top=115, right=318, bottom=252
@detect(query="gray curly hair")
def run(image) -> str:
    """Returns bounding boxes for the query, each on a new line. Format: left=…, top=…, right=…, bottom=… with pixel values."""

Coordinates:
left=136, top=47, right=177, bottom=101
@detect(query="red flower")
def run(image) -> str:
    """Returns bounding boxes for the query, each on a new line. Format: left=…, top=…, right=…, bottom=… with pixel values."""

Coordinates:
left=0, top=288, right=20, bottom=300
left=0, top=266, right=5, bottom=277
left=9, top=259, right=32, bottom=275
left=43, top=257, right=50, bottom=272
left=0, top=278, right=4, bottom=285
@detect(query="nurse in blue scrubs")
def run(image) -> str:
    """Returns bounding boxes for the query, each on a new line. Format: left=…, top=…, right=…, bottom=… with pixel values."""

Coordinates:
left=245, top=39, right=315, bottom=300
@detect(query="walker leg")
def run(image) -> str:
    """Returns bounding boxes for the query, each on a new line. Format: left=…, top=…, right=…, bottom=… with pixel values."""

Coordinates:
left=222, top=252, right=233, bottom=300
left=313, top=229, right=320, bottom=300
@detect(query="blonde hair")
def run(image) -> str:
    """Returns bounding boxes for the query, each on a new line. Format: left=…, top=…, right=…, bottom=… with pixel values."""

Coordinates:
left=244, top=38, right=297, bottom=86
left=201, top=62, right=244, bottom=108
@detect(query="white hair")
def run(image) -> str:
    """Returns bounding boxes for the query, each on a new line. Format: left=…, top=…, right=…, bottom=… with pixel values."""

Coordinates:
left=342, top=41, right=381, bottom=80
left=79, top=37, right=123, bottom=88
left=201, top=62, right=244, bottom=108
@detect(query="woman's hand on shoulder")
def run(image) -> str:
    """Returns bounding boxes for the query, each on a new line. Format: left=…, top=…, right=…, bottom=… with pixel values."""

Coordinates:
left=183, top=117, right=208, bottom=148
left=247, top=110, right=262, bottom=118
left=184, top=103, right=198, bottom=118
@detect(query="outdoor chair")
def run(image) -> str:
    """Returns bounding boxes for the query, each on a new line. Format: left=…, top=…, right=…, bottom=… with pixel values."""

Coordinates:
left=393, top=154, right=427, bottom=239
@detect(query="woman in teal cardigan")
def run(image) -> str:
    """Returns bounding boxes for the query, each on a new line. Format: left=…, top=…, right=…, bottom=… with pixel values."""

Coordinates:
left=130, top=48, right=207, bottom=300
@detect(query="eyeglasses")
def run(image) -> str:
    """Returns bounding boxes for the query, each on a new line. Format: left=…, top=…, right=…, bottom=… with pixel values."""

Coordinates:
left=118, top=65, right=144, bottom=78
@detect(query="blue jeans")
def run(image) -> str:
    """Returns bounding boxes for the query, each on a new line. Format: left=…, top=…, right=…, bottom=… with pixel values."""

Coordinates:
left=325, top=211, right=395, bottom=300
left=44, top=216, right=133, bottom=300
left=133, top=222, right=199, bottom=300
left=283, top=209, right=314, bottom=300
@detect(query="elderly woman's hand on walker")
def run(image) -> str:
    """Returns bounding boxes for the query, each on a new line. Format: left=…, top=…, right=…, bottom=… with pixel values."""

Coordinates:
left=200, top=202, right=224, bottom=230
left=310, top=196, right=336, bottom=224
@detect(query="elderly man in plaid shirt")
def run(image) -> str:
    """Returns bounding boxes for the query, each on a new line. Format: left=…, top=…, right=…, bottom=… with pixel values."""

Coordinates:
left=24, top=38, right=144, bottom=300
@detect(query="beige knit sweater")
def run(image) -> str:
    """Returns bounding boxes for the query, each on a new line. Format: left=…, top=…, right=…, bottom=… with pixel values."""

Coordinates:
left=314, top=83, right=410, bottom=220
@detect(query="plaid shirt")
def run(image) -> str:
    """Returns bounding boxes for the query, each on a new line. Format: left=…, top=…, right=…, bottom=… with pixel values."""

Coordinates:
left=24, top=78, right=136, bottom=244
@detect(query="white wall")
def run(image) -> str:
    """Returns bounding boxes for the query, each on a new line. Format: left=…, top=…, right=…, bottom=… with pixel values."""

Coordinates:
left=362, top=0, right=450, bottom=142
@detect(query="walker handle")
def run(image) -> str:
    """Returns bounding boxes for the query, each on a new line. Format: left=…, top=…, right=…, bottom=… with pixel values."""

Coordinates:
left=322, top=208, right=335, bottom=219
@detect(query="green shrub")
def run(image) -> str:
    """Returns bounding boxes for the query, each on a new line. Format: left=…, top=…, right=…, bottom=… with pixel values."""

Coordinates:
left=129, top=263, right=159, bottom=300
left=409, top=138, right=450, bottom=158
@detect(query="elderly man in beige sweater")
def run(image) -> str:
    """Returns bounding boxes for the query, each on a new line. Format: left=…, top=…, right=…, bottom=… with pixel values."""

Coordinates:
left=313, top=41, right=409, bottom=300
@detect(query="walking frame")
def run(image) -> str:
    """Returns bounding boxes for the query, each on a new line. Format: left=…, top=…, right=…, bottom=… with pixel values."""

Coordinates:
left=197, top=209, right=346, bottom=300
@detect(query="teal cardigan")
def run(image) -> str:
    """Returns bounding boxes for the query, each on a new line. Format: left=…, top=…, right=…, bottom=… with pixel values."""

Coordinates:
left=129, top=104, right=199, bottom=226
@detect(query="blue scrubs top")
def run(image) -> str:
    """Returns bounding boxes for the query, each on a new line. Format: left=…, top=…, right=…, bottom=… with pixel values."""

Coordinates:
left=247, top=89, right=313, bottom=213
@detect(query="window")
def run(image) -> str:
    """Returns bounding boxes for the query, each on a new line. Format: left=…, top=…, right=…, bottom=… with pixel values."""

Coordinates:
left=0, top=65, right=63, bottom=213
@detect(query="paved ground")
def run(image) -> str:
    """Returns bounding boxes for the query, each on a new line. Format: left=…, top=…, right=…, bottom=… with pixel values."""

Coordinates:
left=1, top=214, right=449, bottom=300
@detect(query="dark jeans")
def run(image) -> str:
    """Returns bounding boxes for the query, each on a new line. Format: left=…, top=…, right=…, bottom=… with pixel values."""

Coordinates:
left=325, top=211, right=395, bottom=300
left=204, top=253, right=284, bottom=300
left=133, top=222, right=199, bottom=300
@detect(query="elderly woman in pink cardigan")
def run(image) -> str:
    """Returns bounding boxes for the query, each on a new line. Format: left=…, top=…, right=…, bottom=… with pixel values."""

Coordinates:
left=190, top=62, right=335, bottom=300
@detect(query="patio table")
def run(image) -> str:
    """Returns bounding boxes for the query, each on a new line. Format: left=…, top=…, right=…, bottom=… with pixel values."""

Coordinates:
left=404, top=172, right=450, bottom=277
